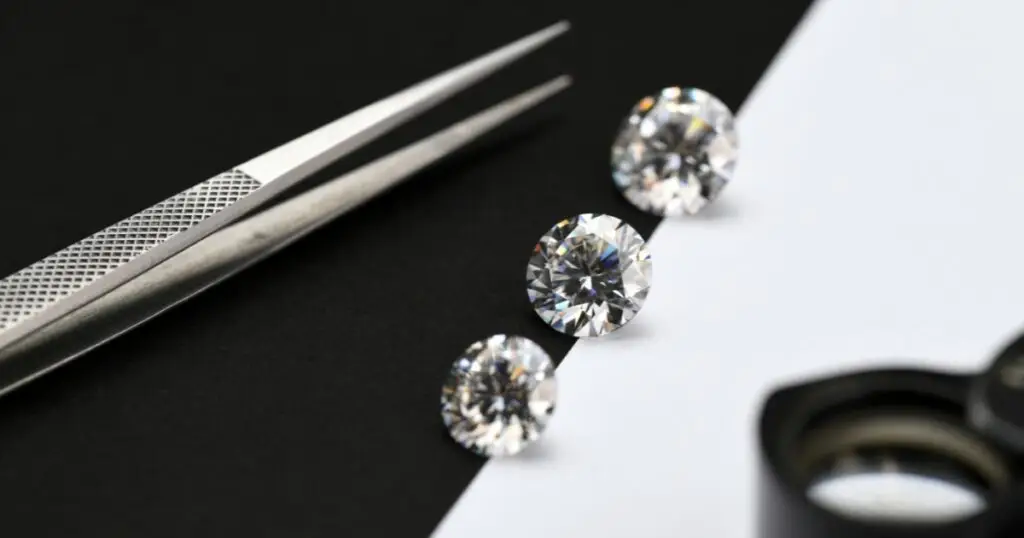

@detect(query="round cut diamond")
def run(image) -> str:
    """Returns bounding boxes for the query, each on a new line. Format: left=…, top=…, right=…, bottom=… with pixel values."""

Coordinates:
left=611, top=87, right=738, bottom=216
left=441, top=335, right=557, bottom=457
left=526, top=213, right=652, bottom=337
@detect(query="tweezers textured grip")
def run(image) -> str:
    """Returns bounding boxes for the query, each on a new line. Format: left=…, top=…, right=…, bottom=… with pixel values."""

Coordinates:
left=0, top=170, right=262, bottom=332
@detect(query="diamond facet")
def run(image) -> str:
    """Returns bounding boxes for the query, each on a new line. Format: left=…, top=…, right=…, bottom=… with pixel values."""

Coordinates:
left=611, top=87, right=738, bottom=216
left=441, top=335, right=557, bottom=457
left=526, top=213, right=652, bottom=337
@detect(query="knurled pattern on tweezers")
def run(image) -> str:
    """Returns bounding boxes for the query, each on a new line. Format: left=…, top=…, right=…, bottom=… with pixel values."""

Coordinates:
left=0, top=169, right=262, bottom=332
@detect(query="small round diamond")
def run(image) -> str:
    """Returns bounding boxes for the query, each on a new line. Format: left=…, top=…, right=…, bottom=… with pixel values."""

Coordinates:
left=441, top=335, right=557, bottom=457
left=611, top=87, right=738, bottom=216
left=526, top=213, right=652, bottom=337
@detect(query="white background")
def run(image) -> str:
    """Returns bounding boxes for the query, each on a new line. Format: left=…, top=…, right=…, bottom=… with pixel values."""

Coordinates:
left=435, top=1, right=1024, bottom=536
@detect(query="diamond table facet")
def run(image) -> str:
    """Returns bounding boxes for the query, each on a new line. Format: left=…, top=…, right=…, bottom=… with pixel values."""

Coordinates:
left=611, top=87, right=738, bottom=216
left=441, top=335, right=557, bottom=457
left=526, top=213, right=652, bottom=337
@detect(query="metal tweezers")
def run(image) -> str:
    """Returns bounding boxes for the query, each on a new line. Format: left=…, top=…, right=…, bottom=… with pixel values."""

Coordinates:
left=0, top=22, right=571, bottom=395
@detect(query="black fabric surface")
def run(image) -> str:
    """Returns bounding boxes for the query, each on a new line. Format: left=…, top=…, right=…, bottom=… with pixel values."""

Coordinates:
left=0, top=1, right=812, bottom=536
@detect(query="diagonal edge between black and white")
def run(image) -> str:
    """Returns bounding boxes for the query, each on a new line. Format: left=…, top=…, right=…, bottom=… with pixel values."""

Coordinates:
left=437, top=0, right=1024, bottom=536
left=432, top=2, right=822, bottom=537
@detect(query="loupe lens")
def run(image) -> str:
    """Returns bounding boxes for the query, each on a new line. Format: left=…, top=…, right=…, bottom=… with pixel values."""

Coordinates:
left=807, top=461, right=987, bottom=522
left=795, top=412, right=1010, bottom=524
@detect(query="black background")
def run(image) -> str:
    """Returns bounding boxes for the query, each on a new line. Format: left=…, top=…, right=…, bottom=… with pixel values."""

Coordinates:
left=0, top=1, right=811, bottom=536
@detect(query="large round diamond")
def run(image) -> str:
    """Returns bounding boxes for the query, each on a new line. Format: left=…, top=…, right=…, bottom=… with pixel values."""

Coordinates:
left=441, top=335, right=557, bottom=457
left=611, top=87, right=738, bottom=216
left=526, top=213, right=652, bottom=337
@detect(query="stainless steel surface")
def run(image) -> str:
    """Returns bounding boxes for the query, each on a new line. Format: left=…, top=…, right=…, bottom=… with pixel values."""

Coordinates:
left=0, top=22, right=569, bottom=355
left=0, top=171, right=262, bottom=333
left=237, top=22, right=569, bottom=182
left=0, top=75, right=570, bottom=394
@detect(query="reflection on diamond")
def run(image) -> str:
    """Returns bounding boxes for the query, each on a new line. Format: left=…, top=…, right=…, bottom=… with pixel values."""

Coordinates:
left=526, top=213, right=652, bottom=337
left=611, top=87, right=738, bottom=216
left=441, top=335, right=557, bottom=457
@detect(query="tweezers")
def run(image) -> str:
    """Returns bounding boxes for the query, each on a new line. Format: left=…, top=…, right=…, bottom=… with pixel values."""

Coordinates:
left=0, top=22, right=571, bottom=395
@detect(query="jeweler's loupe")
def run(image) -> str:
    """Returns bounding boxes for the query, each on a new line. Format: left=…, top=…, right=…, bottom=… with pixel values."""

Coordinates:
left=757, top=333, right=1024, bottom=538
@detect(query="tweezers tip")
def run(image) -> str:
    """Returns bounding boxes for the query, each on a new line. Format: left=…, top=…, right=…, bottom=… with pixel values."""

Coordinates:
left=527, top=75, right=572, bottom=103
left=490, top=75, right=571, bottom=123
left=539, top=20, right=571, bottom=42
left=513, top=20, right=570, bottom=55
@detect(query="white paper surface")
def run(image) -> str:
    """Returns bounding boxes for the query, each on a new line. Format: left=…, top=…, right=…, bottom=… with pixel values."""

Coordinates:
left=434, top=1, right=1024, bottom=536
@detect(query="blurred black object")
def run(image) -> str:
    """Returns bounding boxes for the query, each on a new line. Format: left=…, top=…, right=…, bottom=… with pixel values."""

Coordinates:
left=758, top=333, right=1024, bottom=538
